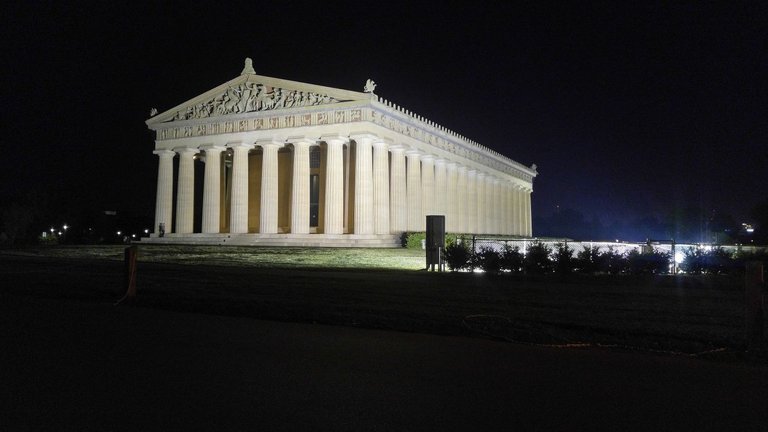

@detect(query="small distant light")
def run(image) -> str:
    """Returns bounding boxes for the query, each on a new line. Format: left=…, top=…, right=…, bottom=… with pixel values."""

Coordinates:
left=50, top=228, right=54, bottom=233
left=746, top=228, right=754, bottom=233
left=144, top=229, right=149, bottom=234
left=63, top=224, right=68, bottom=230
left=674, top=252, right=684, bottom=264
left=131, top=234, right=136, bottom=238
left=615, top=239, right=619, bottom=243
left=117, top=231, right=122, bottom=235
left=58, top=231, right=62, bottom=235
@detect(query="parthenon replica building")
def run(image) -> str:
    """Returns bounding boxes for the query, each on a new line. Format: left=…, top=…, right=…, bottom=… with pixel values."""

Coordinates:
left=144, top=59, right=537, bottom=247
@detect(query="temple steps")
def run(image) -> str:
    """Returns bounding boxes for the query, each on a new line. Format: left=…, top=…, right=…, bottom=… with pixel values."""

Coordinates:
left=141, top=233, right=403, bottom=248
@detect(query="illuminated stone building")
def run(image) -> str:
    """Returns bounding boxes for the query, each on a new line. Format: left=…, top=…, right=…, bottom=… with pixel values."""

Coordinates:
left=144, top=59, right=536, bottom=246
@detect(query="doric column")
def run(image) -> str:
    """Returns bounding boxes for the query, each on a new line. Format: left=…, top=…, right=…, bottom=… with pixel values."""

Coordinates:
left=229, top=142, right=254, bottom=234
left=446, top=163, right=457, bottom=232
left=434, top=159, right=446, bottom=217
left=290, top=138, right=313, bottom=234
left=406, top=151, right=422, bottom=231
left=153, top=150, right=175, bottom=235
left=389, top=146, right=407, bottom=232
left=525, top=188, right=533, bottom=236
left=494, top=180, right=500, bottom=235
left=420, top=155, right=435, bottom=218
left=486, top=177, right=492, bottom=234
left=485, top=176, right=495, bottom=234
left=201, top=145, right=225, bottom=234
left=503, top=182, right=512, bottom=235
left=322, top=135, right=346, bottom=235
left=515, top=186, right=524, bottom=236
left=372, top=138, right=390, bottom=235
left=352, top=134, right=374, bottom=235
left=455, top=166, right=467, bottom=233
left=507, top=184, right=515, bottom=235
left=486, top=175, right=495, bottom=234
left=258, top=140, right=282, bottom=234
left=466, top=169, right=476, bottom=234
left=174, top=147, right=197, bottom=234
left=476, top=172, right=486, bottom=234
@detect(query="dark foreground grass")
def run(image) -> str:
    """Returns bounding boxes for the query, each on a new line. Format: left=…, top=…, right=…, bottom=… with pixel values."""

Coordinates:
left=1, top=245, right=764, bottom=359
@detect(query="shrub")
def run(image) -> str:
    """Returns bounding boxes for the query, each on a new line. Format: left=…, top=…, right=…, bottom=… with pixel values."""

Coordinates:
left=444, top=241, right=472, bottom=272
left=404, top=232, right=426, bottom=249
left=599, top=247, right=627, bottom=274
left=500, top=245, right=523, bottom=273
left=476, top=246, right=502, bottom=274
left=524, top=241, right=552, bottom=275
left=552, top=242, right=576, bottom=275
left=680, top=247, right=705, bottom=274
left=681, top=246, right=735, bottom=275
left=702, top=247, right=734, bottom=274
left=627, top=248, right=670, bottom=275
left=576, top=245, right=601, bottom=274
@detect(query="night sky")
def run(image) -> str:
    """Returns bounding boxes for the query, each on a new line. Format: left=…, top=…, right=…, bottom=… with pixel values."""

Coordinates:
left=2, top=1, right=766, bottom=239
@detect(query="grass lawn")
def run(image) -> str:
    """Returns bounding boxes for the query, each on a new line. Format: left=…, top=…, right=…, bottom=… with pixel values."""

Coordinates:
left=1, top=244, right=426, bottom=270
left=1, top=245, right=763, bottom=359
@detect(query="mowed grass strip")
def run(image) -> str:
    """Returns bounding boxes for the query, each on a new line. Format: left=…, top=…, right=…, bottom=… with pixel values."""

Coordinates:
left=1, top=245, right=425, bottom=270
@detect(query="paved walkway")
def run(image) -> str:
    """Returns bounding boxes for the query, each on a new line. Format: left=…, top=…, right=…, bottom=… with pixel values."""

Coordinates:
left=2, top=294, right=766, bottom=431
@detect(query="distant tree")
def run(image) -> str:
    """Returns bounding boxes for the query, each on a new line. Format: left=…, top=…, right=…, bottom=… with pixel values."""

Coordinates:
left=750, top=198, right=768, bottom=243
left=524, top=241, right=552, bottom=275
left=598, top=247, right=626, bottom=274
left=576, top=246, right=601, bottom=274
left=627, top=248, right=671, bottom=275
left=680, top=247, right=705, bottom=274
left=0, top=202, right=33, bottom=246
left=552, top=242, right=575, bottom=275
left=500, top=245, right=523, bottom=274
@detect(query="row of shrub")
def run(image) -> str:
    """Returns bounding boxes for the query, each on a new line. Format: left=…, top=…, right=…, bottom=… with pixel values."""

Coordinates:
left=443, top=240, right=768, bottom=275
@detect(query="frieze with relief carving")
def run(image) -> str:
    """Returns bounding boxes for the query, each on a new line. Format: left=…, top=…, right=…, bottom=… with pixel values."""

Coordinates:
left=171, top=83, right=341, bottom=121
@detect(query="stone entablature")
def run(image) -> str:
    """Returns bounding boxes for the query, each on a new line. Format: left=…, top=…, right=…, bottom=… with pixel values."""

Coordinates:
left=152, top=102, right=535, bottom=184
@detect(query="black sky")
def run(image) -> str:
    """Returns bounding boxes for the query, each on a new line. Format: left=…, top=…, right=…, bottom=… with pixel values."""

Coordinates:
left=2, top=1, right=766, bottom=236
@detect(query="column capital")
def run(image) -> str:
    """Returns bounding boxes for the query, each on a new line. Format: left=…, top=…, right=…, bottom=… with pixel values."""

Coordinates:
left=199, top=144, right=226, bottom=153
left=287, top=136, right=316, bottom=146
left=227, top=141, right=255, bottom=150
left=321, top=134, right=348, bottom=145
left=434, top=158, right=446, bottom=166
left=466, top=168, right=476, bottom=176
left=388, top=144, right=407, bottom=151
left=420, top=154, right=435, bottom=162
left=476, top=171, right=486, bottom=179
left=174, top=146, right=198, bottom=155
left=153, top=149, right=176, bottom=158
left=349, top=132, right=378, bottom=143
left=404, top=149, right=422, bottom=158
left=446, top=161, right=458, bottom=169
left=372, top=137, right=391, bottom=148
left=256, top=139, right=283, bottom=149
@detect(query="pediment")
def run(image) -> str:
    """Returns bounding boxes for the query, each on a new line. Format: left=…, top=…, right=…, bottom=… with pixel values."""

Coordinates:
left=147, top=73, right=370, bottom=126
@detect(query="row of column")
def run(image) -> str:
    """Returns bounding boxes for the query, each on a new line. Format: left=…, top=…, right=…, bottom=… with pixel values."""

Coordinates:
left=390, top=150, right=532, bottom=235
left=154, top=136, right=532, bottom=237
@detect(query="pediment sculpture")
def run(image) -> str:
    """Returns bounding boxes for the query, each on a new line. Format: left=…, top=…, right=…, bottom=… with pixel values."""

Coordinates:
left=171, top=83, right=341, bottom=121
